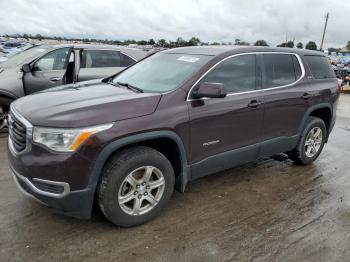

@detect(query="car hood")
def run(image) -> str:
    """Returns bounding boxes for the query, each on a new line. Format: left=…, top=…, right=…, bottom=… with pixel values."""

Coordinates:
left=12, top=80, right=162, bottom=128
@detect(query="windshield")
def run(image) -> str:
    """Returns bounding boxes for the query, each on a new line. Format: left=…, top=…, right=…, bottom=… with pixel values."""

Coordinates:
left=1, top=45, right=49, bottom=67
left=112, top=53, right=212, bottom=92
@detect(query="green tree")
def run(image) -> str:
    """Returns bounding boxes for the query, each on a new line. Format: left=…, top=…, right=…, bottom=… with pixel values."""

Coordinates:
left=188, top=37, right=201, bottom=46
left=148, top=38, right=155, bottom=45
left=346, top=41, right=350, bottom=49
left=234, top=38, right=250, bottom=46
left=137, top=40, right=148, bottom=45
left=175, top=37, right=187, bottom=47
left=286, top=41, right=294, bottom=48
left=305, top=41, right=317, bottom=50
left=277, top=41, right=294, bottom=48
left=157, top=39, right=167, bottom=47
left=296, top=42, right=303, bottom=49
left=254, top=40, right=269, bottom=46
left=35, top=34, right=42, bottom=41
left=328, top=47, right=340, bottom=53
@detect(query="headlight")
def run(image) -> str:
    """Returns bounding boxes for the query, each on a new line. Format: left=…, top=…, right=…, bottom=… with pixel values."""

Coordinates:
left=33, top=123, right=114, bottom=152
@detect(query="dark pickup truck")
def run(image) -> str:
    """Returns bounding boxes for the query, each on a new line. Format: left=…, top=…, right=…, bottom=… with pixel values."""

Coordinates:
left=8, top=46, right=339, bottom=227
left=0, top=44, right=147, bottom=132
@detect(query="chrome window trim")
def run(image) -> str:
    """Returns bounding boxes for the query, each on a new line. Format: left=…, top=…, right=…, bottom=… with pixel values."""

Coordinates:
left=186, top=52, right=306, bottom=101
left=11, top=167, right=71, bottom=198
left=8, top=105, right=33, bottom=156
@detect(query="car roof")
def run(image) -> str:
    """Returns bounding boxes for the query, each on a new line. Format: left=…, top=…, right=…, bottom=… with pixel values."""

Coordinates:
left=161, top=46, right=325, bottom=57
left=38, top=44, right=147, bottom=60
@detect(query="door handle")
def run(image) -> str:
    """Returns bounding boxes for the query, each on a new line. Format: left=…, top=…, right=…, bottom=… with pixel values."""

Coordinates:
left=301, top=92, right=313, bottom=99
left=49, top=77, right=61, bottom=82
left=248, top=100, right=262, bottom=108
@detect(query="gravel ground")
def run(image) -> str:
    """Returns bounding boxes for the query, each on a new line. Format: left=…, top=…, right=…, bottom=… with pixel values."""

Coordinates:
left=1, top=95, right=350, bottom=262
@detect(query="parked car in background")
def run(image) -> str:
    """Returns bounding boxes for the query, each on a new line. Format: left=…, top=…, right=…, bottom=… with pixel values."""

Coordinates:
left=0, top=44, right=147, bottom=132
left=0, top=42, right=34, bottom=63
left=8, top=46, right=339, bottom=226
left=0, top=45, right=5, bottom=60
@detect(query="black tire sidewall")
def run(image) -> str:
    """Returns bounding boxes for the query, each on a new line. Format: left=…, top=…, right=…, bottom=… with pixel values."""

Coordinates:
left=99, top=147, right=175, bottom=227
left=297, top=117, right=327, bottom=165
left=0, top=104, right=9, bottom=133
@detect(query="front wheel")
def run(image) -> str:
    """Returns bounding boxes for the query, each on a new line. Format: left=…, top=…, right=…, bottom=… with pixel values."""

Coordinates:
left=0, top=104, right=9, bottom=133
left=98, top=146, right=175, bottom=227
left=288, top=116, right=327, bottom=165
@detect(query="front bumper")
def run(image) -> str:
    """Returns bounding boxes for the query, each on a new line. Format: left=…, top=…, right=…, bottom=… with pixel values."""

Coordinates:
left=10, top=166, right=95, bottom=219
left=7, top=105, right=102, bottom=219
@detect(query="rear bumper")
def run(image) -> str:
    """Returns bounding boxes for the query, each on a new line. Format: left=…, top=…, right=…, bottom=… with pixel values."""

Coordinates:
left=11, top=166, right=95, bottom=219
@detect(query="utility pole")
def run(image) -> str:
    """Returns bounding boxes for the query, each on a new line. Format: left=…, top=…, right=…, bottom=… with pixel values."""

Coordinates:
left=320, top=12, right=329, bottom=51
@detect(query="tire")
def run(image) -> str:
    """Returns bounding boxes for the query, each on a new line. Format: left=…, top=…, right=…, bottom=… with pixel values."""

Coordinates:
left=288, top=116, right=327, bottom=165
left=0, top=104, right=10, bottom=133
left=97, top=146, right=175, bottom=227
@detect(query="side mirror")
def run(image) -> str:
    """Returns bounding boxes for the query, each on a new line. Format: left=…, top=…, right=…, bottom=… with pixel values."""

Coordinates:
left=21, top=63, right=31, bottom=73
left=192, top=82, right=227, bottom=99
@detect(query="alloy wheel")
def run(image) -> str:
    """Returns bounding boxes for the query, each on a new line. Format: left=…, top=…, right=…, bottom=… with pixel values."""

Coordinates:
left=304, top=127, right=323, bottom=158
left=0, top=106, right=9, bottom=133
left=118, top=166, right=165, bottom=216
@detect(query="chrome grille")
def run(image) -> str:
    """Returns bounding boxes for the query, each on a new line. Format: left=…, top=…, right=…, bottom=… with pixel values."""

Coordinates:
left=9, top=112, right=27, bottom=152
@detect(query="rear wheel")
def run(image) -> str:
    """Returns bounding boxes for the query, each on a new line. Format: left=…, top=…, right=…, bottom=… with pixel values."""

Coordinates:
left=288, top=117, right=326, bottom=165
left=98, top=146, right=175, bottom=227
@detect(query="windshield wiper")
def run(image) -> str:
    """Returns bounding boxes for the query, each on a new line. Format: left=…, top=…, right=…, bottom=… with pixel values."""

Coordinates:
left=116, top=81, right=144, bottom=93
left=107, top=80, right=120, bottom=88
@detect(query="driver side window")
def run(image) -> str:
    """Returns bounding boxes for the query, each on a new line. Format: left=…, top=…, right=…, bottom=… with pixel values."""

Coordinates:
left=34, top=48, right=70, bottom=71
left=199, top=54, right=256, bottom=94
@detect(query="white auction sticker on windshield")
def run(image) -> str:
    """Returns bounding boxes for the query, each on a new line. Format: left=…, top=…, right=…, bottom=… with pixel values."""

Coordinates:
left=177, top=56, right=200, bottom=63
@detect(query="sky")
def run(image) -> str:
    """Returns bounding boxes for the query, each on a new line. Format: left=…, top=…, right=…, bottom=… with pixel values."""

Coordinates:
left=0, top=0, right=349, bottom=48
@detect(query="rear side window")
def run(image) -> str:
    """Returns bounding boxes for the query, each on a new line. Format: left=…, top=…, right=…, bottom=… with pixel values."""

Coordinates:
left=304, top=55, right=336, bottom=79
left=263, top=54, right=298, bottom=88
left=82, top=50, right=121, bottom=68
left=199, top=54, right=256, bottom=94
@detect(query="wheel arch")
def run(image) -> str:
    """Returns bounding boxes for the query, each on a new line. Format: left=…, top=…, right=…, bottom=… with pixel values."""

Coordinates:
left=0, top=91, right=17, bottom=105
left=299, top=103, right=333, bottom=142
left=88, top=131, right=190, bottom=197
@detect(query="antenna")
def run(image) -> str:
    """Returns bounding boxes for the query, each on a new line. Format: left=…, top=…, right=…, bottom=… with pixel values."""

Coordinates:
left=320, top=12, right=329, bottom=51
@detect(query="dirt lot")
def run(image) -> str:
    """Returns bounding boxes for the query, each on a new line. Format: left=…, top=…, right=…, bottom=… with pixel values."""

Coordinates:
left=1, top=95, right=350, bottom=262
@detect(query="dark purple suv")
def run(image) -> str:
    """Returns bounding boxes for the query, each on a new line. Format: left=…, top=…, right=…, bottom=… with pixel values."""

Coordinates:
left=8, top=46, right=339, bottom=227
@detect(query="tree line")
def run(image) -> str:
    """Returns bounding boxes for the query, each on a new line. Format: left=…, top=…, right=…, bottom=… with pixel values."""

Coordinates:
left=1, top=33, right=346, bottom=52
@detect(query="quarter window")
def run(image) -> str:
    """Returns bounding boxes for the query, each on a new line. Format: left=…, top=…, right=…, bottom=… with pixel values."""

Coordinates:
left=198, top=54, right=256, bottom=94
left=34, top=48, right=70, bottom=71
left=304, top=55, right=336, bottom=79
left=82, top=50, right=121, bottom=68
left=263, top=54, right=297, bottom=88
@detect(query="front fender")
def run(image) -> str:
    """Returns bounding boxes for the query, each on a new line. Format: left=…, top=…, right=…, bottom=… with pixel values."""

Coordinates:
left=88, top=130, right=190, bottom=196
left=0, top=67, right=25, bottom=98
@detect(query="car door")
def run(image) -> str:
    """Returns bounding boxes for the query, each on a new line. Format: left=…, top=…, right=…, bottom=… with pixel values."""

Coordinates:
left=78, top=50, right=135, bottom=81
left=187, top=54, right=264, bottom=179
left=258, top=53, right=310, bottom=157
left=23, top=47, right=72, bottom=94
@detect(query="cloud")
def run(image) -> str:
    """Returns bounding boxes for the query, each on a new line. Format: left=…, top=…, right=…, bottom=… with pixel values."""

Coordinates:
left=0, top=0, right=348, bottom=48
